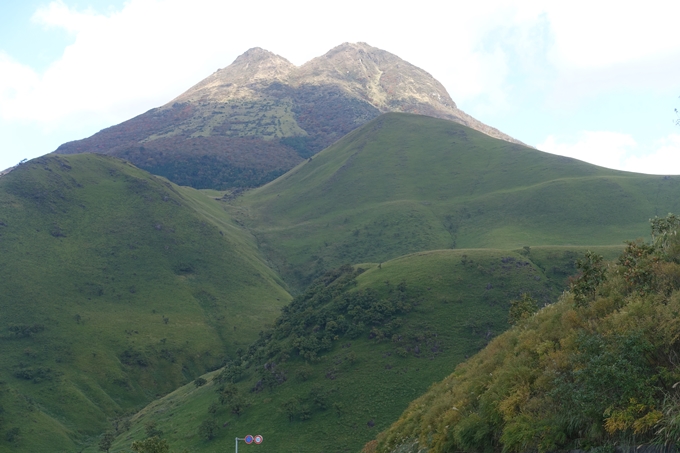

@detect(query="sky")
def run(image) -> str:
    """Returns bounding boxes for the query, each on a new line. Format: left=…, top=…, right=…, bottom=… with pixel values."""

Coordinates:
left=1, top=0, right=679, bottom=174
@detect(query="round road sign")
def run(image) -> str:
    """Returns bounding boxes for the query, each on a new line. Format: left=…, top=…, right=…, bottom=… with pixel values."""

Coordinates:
left=244, top=435, right=254, bottom=444
left=254, top=435, right=263, bottom=444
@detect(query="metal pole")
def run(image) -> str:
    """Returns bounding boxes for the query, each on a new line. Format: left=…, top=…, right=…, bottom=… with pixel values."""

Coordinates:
left=235, top=437, right=239, bottom=453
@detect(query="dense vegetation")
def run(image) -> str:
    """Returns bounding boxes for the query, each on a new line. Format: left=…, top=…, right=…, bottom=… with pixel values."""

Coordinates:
left=367, top=215, right=680, bottom=453
left=90, top=248, right=567, bottom=453
left=116, top=136, right=297, bottom=189
left=0, top=154, right=289, bottom=452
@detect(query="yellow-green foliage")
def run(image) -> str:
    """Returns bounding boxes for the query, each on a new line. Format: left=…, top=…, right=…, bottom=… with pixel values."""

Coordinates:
left=371, top=219, right=680, bottom=452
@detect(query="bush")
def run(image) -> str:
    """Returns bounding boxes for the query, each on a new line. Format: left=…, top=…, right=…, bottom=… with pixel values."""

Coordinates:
left=198, top=419, right=218, bottom=441
left=5, top=427, right=20, bottom=443
left=131, top=436, right=169, bottom=453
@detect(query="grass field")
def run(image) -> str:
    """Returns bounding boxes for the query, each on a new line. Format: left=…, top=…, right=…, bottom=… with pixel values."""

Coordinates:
left=0, top=154, right=290, bottom=451
left=232, top=113, right=679, bottom=290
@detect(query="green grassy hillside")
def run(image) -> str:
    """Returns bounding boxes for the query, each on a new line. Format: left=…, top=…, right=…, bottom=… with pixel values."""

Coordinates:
left=0, top=154, right=290, bottom=452
left=232, top=113, right=680, bottom=289
left=367, top=219, right=680, bottom=453
left=91, top=246, right=595, bottom=453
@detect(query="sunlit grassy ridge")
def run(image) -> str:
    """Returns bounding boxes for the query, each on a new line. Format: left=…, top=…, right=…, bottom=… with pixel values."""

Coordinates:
left=367, top=222, right=680, bottom=453
left=5, top=113, right=680, bottom=453
left=234, top=113, right=680, bottom=289
left=92, top=247, right=589, bottom=453
left=0, top=154, right=290, bottom=452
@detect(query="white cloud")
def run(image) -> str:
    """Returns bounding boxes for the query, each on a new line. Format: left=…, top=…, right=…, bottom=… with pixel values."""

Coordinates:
left=537, top=131, right=637, bottom=169
left=537, top=132, right=680, bottom=175
left=623, top=134, right=680, bottom=175
left=1, top=0, right=680, bottom=172
left=0, top=52, right=39, bottom=111
left=2, top=0, right=532, bottom=126
left=543, top=1, right=680, bottom=69
left=10, top=0, right=676, bottom=127
left=32, top=0, right=104, bottom=34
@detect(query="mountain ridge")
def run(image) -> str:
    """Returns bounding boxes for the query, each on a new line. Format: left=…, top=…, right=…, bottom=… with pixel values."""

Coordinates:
left=232, top=113, right=680, bottom=290
left=54, top=42, right=522, bottom=189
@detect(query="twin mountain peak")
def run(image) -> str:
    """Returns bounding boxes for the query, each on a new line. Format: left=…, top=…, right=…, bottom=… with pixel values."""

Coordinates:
left=55, top=42, right=521, bottom=190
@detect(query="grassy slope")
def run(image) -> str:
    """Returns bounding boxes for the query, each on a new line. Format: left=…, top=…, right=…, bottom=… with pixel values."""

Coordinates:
left=94, top=247, right=589, bottom=453
left=0, top=154, right=290, bottom=452
left=367, top=240, right=680, bottom=453
left=232, top=113, right=680, bottom=289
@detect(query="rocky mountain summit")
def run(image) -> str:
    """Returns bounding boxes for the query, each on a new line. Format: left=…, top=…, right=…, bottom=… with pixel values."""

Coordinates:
left=55, top=42, right=521, bottom=189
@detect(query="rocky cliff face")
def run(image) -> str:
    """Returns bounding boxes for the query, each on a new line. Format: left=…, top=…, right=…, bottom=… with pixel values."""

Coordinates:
left=55, top=43, right=521, bottom=189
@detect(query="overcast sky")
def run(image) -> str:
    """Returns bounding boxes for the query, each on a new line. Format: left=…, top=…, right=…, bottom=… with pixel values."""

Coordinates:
left=1, top=0, right=679, bottom=174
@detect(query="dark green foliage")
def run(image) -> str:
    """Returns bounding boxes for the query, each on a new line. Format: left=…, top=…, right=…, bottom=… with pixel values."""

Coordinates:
left=194, top=377, right=207, bottom=388
left=217, top=384, right=238, bottom=405
left=131, top=436, right=170, bottom=453
left=280, top=136, right=313, bottom=158
left=214, top=362, right=245, bottom=384
left=135, top=146, right=291, bottom=190
left=309, top=384, right=329, bottom=410
left=5, top=427, right=20, bottom=443
left=145, top=421, right=163, bottom=439
left=571, top=251, right=607, bottom=306
left=282, top=397, right=303, bottom=421
left=120, top=348, right=150, bottom=367
left=198, top=419, right=218, bottom=441
left=98, top=431, right=115, bottom=452
left=217, top=383, right=248, bottom=417
left=13, top=366, right=56, bottom=383
left=6, top=324, right=45, bottom=338
left=265, top=265, right=414, bottom=362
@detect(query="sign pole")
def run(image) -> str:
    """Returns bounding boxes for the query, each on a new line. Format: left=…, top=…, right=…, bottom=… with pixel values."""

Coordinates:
left=236, top=434, right=263, bottom=452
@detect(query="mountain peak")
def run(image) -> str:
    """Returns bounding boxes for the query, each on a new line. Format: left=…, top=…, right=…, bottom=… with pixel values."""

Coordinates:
left=295, top=41, right=461, bottom=117
left=172, top=47, right=295, bottom=103
left=56, top=42, right=525, bottom=190
left=231, top=47, right=293, bottom=70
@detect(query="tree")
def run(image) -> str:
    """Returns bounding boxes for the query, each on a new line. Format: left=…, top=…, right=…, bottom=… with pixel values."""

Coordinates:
left=5, top=427, right=20, bottom=443
left=571, top=250, right=606, bottom=307
left=131, top=436, right=170, bottom=453
left=282, top=397, right=301, bottom=421
left=198, top=419, right=218, bottom=441
left=650, top=213, right=680, bottom=258
left=218, top=384, right=238, bottom=405
left=508, top=293, right=538, bottom=324
left=144, top=420, right=163, bottom=438
left=98, top=431, right=115, bottom=453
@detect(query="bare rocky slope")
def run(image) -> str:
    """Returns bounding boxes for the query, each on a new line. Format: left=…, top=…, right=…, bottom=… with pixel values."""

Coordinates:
left=55, top=42, right=522, bottom=189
